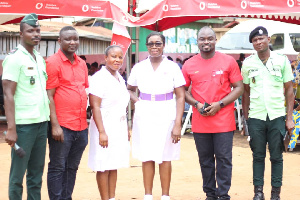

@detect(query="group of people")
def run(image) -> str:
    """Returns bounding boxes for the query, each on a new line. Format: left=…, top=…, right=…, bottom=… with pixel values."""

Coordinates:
left=2, top=13, right=295, bottom=200
left=3, top=14, right=89, bottom=200
left=288, top=56, right=300, bottom=149
left=80, top=55, right=104, bottom=76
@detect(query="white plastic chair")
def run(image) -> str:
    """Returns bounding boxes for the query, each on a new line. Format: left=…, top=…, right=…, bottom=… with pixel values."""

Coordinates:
left=181, top=99, right=243, bottom=134
left=234, top=99, right=243, bottom=131
left=181, top=105, right=193, bottom=135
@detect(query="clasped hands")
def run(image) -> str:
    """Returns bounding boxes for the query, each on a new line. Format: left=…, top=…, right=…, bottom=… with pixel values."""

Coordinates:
left=196, top=101, right=221, bottom=116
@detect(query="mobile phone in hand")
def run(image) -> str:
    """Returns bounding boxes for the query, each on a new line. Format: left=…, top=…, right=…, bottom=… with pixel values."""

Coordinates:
left=200, top=102, right=211, bottom=114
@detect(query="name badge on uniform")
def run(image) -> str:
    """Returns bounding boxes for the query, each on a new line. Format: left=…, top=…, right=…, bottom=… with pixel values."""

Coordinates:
left=248, top=70, right=259, bottom=78
left=27, top=67, right=34, bottom=70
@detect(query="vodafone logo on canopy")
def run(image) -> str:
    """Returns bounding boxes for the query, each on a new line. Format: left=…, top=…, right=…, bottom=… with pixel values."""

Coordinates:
left=241, top=1, right=247, bottom=9
left=36, top=3, right=43, bottom=9
left=287, top=0, right=295, bottom=7
left=122, top=15, right=128, bottom=22
left=82, top=5, right=89, bottom=12
left=162, top=5, right=168, bottom=11
left=199, top=2, right=205, bottom=10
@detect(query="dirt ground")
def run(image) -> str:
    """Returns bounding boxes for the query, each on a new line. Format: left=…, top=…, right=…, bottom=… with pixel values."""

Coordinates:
left=1, top=124, right=300, bottom=200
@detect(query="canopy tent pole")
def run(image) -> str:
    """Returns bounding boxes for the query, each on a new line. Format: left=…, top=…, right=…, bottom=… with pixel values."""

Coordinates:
left=135, top=13, right=140, bottom=65
left=127, top=0, right=134, bottom=129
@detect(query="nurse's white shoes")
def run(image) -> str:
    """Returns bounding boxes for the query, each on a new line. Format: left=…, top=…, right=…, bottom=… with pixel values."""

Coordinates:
left=144, top=194, right=153, bottom=200
left=143, top=194, right=170, bottom=200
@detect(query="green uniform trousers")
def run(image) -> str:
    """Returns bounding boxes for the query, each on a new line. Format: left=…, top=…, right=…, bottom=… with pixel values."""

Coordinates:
left=248, top=116, right=285, bottom=187
left=9, top=121, right=48, bottom=200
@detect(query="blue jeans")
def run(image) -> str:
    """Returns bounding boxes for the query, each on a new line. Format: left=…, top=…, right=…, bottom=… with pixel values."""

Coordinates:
left=193, top=131, right=234, bottom=200
left=47, top=126, right=88, bottom=200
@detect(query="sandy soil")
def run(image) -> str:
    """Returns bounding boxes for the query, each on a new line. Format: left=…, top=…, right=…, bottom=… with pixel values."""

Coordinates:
left=1, top=127, right=300, bottom=200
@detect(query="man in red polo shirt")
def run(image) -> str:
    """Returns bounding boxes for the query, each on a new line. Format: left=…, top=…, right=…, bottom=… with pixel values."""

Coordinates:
left=46, top=26, right=89, bottom=200
left=182, top=26, right=243, bottom=200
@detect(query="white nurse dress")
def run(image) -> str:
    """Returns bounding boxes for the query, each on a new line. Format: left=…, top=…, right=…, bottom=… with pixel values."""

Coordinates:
left=127, top=56, right=186, bottom=164
left=88, top=66, right=130, bottom=172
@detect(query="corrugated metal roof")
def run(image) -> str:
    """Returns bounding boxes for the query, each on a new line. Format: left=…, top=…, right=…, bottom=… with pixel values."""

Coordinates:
left=0, top=24, right=19, bottom=32
left=0, top=21, right=112, bottom=41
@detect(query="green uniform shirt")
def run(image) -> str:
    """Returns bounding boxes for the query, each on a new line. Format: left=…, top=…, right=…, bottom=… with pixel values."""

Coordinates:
left=2, top=44, right=50, bottom=124
left=242, top=51, right=294, bottom=121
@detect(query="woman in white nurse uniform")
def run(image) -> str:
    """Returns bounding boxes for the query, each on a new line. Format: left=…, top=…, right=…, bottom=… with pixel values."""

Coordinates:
left=88, top=45, right=130, bottom=200
left=127, top=32, right=186, bottom=200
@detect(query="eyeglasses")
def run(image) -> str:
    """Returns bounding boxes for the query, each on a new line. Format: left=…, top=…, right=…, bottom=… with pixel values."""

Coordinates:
left=146, top=42, right=163, bottom=47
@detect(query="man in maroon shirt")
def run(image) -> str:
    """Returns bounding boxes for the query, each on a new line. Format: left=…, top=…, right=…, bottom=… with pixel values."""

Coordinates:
left=46, top=26, right=89, bottom=200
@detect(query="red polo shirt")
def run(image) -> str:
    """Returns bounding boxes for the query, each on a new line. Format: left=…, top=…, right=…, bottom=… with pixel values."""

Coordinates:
left=182, top=52, right=243, bottom=133
left=46, top=49, right=89, bottom=131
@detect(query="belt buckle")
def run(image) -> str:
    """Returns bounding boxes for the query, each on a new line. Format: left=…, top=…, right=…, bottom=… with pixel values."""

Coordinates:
left=151, top=94, right=155, bottom=101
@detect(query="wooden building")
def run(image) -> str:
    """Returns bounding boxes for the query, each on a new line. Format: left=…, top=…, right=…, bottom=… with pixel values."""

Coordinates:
left=0, top=21, right=112, bottom=61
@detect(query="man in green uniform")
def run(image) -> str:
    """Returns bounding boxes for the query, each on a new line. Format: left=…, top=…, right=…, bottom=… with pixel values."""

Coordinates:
left=2, top=13, right=50, bottom=200
left=242, top=26, right=294, bottom=200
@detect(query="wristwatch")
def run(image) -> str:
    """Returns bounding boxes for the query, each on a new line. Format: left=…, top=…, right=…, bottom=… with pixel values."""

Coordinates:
left=219, top=100, right=225, bottom=108
left=194, top=101, right=199, bottom=108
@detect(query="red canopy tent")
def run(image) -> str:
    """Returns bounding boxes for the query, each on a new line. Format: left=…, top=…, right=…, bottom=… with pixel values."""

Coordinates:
left=0, top=0, right=130, bottom=25
left=0, top=0, right=299, bottom=30
left=133, top=0, right=300, bottom=31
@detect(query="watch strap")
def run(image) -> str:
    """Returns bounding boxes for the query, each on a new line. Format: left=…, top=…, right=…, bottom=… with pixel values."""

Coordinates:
left=219, top=100, right=225, bottom=108
left=194, top=101, right=199, bottom=108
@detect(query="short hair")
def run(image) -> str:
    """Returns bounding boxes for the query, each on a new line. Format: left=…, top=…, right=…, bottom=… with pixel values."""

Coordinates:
left=167, top=56, right=173, bottom=61
left=59, top=26, right=77, bottom=37
left=91, top=62, right=98, bottom=68
left=176, top=58, right=182, bottom=63
left=20, top=22, right=40, bottom=32
left=20, top=22, right=25, bottom=32
left=105, top=45, right=122, bottom=56
left=79, top=55, right=86, bottom=61
left=86, top=63, right=91, bottom=70
left=239, top=53, right=245, bottom=59
left=146, top=31, right=165, bottom=45
left=197, top=26, right=216, bottom=38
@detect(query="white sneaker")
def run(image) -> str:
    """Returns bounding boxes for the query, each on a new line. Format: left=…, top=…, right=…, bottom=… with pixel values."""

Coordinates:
left=161, top=195, right=170, bottom=200
left=109, top=198, right=115, bottom=200
left=144, top=194, right=153, bottom=200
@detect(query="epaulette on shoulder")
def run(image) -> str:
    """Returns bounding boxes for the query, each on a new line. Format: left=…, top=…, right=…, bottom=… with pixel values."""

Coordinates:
left=8, top=47, right=18, bottom=55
